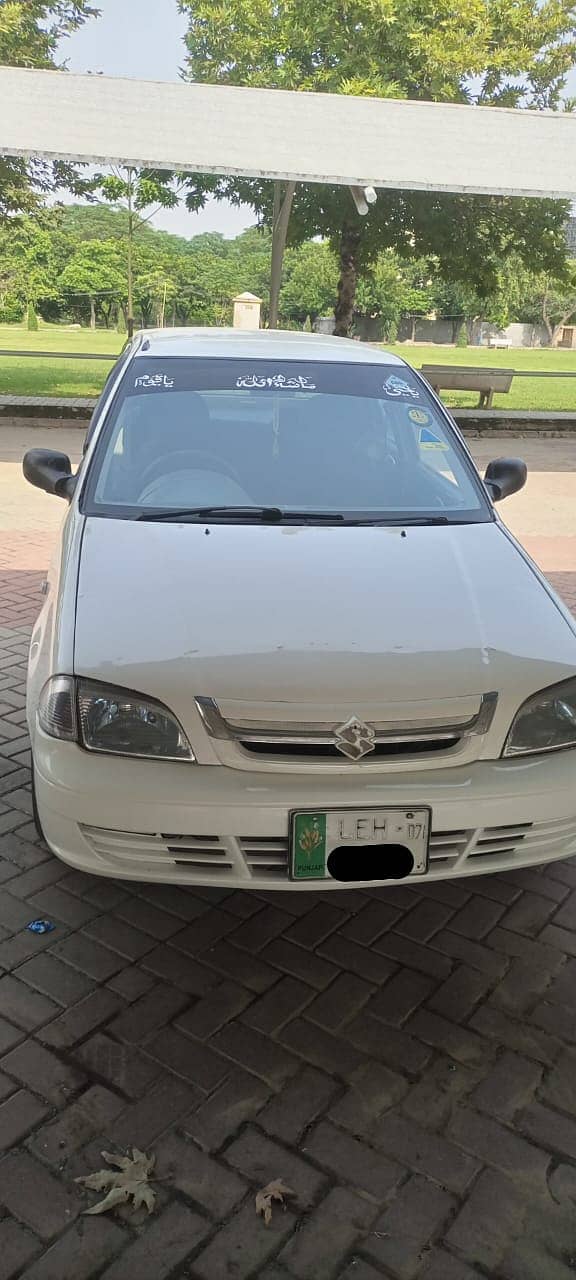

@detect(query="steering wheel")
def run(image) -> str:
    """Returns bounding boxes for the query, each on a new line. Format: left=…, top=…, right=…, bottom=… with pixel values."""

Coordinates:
left=351, top=433, right=399, bottom=467
left=138, top=450, right=243, bottom=497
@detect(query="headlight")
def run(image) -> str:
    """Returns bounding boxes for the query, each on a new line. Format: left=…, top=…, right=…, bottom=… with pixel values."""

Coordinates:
left=38, top=675, right=77, bottom=741
left=38, top=676, right=194, bottom=761
left=504, top=677, right=576, bottom=757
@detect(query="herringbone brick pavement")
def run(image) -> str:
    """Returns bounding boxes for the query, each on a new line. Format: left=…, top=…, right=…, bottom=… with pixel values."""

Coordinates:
left=0, top=433, right=575, bottom=1279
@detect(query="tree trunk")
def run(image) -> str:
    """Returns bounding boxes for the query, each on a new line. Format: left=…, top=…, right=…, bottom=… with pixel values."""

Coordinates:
left=89, top=297, right=96, bottom=330
left=410, top=316, right=416, bottom=343
left=542, top=287, right=573, bottom=346
left=334, top=225, right=362, bottom=337
left=541, top=280, right=555, bottom=345
left=551, top=322, right=564, bottom=347
left=269, top=181, right=296, bottom=329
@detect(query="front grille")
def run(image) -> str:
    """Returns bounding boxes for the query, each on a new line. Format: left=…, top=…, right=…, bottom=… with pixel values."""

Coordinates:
left=429, top=830, right=470, bottom=864
left=469, top=823, right=532, bottom=858
left=195, top=693, right=498, bottom=766
left=80, top=826, right=235, bottom=874
left=429, top=824, right=533, bottom=868
left=239, top=836, right=289, bottom=879
left=241, top=737, right=460, bottom=760
left=79, top=815, right=576, bottom=885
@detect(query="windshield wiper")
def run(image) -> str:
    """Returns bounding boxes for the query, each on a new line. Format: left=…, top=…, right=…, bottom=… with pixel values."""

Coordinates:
left=361, top=515, right=451, bottom=526
left=137, top=506, right=346, bottom=523
left=138, top=505, right=285, bottom=522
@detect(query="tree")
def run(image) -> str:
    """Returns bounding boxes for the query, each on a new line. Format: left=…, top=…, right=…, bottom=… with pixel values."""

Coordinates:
left=395, top=260, right=437, bottom=343
left=94, top=169, right=184, bottom=336
left=59, top=239, right=125, bottom=328
left=523, top=263, right=576, bottom=345
left=0, top=214, right=60, bottom=317
left=355, top=254, right=402, bottom=340
left=26, top=301, right=38, bottom=331
left=432, top=279, right=483, bottom=341
left=0, top=1, right=99, bottom=222
left=56, top=202, right=154, bottom=244
left=168, top=227, right=271, bottom=328
left=280, top=242, right=339, bottom=325
left=180, top=0, right=575, bottom=334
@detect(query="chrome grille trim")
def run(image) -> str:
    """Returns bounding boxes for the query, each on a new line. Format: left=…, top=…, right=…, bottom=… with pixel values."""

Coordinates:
left=195, top=692, right=498, bottom=749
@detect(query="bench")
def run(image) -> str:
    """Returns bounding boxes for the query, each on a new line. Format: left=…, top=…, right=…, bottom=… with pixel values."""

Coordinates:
left=421, top=365, right=514, bottom=409
left=488, top=335, right=512, bottom=349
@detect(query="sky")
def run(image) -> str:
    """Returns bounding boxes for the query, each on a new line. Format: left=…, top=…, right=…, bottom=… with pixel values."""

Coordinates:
left=59, top=0, right=576, bottom=240
left=59, top=0, right=252, bottom=239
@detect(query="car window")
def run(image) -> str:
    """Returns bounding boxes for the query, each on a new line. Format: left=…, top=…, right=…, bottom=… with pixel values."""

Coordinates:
left=83, top=342, right=135, bottom=454
left=82, top=358, right=489, bottom=522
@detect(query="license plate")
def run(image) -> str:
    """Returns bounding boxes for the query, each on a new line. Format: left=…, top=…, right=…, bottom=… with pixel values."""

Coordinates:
left=289, top=807, right=430, bottom=881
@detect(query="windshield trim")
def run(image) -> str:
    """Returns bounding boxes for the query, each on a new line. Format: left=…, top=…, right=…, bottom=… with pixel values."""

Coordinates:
left=78, top=355, right=494, bottom=525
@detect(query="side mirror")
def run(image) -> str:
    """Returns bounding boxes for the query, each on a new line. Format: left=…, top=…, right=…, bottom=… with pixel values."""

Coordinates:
left=484, top=457, right=527, bottom=503
left=22, top=450, right=76, bottom=501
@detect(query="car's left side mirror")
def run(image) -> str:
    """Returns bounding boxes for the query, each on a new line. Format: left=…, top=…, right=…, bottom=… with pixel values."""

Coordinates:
left=484, top=457, right=527, bottom=503
left=22, top=449, right=77, bottom=501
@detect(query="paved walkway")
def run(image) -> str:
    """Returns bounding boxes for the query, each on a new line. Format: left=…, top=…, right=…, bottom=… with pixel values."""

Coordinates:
left=0, top=431, right=575, bottom=1278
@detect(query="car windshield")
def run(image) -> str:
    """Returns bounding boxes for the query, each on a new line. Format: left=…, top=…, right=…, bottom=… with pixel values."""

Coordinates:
left=83, top=356, right=490, bottom=523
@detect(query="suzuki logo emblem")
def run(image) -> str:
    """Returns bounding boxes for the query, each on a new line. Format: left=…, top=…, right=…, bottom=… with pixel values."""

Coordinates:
left=334, top=716, right=376, bottom=760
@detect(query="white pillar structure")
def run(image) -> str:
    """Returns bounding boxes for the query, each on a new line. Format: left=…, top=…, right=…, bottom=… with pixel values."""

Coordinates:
left=233, top=293, right=262, bottom=330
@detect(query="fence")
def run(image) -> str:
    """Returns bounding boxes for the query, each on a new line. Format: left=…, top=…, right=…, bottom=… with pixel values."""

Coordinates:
left=0, top=350, right=117, bottom=361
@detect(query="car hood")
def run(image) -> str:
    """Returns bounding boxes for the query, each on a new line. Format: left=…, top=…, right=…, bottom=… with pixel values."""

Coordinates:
left=74, top=517, right=576, bottom=725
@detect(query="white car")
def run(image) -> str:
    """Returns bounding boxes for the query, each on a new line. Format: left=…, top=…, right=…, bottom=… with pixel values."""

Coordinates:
left=23, top=328, right=576, bottom=890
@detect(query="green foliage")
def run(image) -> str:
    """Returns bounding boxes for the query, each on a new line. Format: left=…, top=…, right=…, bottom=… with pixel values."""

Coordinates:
left=0, top=292, right=22, bottom=323
left=180, top=0, right=574, bottom=331
left=0, top=214, right=61, bottom=309
left=0, top=2, right=99, bottom=221
left=456, top=323, right=468, bottom=347
left=56, top=203, right=151, bottom=243
left=180, top=0, right=575, bottom=107
left=96, top=170, right=182, bottom=216
left=1, top=201, right=572, bottom=350
left=59, top=239, right=125, bottom=299
left=356, top=253, right=435, bottom=341
left=519, top=260, right=576, bottom=344
left=26, top=300, right=38, bottom=331
left=279, top=242, right=339, bottom=322
left=0, top=1, right=99, bottom=67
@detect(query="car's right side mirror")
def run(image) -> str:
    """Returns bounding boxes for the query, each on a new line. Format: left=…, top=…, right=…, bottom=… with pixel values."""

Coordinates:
left=23, top=449, right=76, bottom=501
left=484, top=457, right=527, bottom=503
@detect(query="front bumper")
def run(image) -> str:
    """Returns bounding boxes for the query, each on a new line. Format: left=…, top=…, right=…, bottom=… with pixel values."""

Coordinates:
left=34, top=733, right=576, bottom=888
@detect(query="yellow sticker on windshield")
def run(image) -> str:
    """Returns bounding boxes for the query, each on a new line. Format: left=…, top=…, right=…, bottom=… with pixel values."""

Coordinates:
left=408, top=409, right=430, bottom=425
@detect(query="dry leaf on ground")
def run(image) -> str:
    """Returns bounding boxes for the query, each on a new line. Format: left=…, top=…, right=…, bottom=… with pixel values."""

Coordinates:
left=75, top=1148, right=156, bottom=1216
left=255, top=1178, right=295, bottom=1225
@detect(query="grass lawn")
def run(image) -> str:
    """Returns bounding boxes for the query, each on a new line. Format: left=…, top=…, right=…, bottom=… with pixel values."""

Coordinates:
left=385, top=343, right=576, bottom=412
left=0, top=324, right=121, bottom=397
left=1, top=325, right=575, bottom=410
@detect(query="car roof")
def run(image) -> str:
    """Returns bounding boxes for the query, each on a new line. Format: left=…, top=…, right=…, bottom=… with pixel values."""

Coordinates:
left=132, top=327, right=407, bottom=367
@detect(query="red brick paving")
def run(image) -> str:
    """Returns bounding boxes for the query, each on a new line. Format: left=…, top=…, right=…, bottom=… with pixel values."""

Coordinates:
left=0, top=463, right=576, bottom=1277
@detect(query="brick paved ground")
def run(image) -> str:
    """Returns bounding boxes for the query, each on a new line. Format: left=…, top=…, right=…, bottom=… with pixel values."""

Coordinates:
left=0, top=430, right=576, bottom=1279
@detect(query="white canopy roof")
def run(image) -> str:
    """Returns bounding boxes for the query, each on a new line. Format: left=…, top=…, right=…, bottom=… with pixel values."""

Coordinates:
left=1, top=65, right=576, bottom=198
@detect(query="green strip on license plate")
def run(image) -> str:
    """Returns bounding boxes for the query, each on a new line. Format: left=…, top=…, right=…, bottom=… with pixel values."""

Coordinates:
left=292, top=812, right=327, bottom=879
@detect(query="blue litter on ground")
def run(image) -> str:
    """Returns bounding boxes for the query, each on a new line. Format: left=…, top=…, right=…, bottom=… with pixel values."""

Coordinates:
left=26, top=919, right=55, bottom=934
